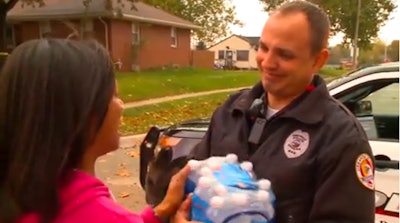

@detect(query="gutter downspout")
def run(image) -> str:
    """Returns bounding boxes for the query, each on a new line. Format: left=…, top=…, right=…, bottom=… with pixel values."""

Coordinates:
left=98, top=16, right=109, bottom=51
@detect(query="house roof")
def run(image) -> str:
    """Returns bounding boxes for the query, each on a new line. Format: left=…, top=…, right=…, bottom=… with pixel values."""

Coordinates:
left=237, top=36, right=260, bottom=47
left=207, top=34, right=260, bottom=50
left=7, top=0, right=201, bottom=30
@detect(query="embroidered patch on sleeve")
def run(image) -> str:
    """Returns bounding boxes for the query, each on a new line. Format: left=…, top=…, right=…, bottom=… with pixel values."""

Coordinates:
left=355, top=153, right=375, bottom=190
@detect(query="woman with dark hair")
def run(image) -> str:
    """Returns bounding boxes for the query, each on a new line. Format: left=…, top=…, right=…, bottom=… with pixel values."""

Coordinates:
left=0, top=39, right=195, bottom=223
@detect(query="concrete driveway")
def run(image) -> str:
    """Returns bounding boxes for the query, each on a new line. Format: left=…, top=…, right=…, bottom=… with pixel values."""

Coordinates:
left=95, top=135, right=146, bottom=212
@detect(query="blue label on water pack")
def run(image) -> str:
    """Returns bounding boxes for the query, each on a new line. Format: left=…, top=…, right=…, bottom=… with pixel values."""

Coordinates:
left=191, top=193, right=213, bottom=223
left=213, top=163, right=258, bottom=190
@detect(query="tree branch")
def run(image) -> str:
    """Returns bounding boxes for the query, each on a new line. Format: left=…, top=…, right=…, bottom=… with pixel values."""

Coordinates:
left=60, top=20, right=80, bottom=39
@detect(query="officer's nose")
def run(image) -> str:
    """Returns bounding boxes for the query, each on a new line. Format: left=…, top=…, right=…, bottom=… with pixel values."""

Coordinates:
left=257, top=50, right=278, bottom=71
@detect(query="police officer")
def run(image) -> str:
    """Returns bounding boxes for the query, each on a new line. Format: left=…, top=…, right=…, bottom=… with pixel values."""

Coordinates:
left=190, top=1, right=375, bottom=222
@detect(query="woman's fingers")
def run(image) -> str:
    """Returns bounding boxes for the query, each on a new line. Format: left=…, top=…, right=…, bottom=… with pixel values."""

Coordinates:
left=178, top=194, right=192, bottom=219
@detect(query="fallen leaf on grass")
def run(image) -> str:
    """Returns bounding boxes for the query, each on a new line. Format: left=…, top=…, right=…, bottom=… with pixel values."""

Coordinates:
left=118, top=192, right=130, bottom=198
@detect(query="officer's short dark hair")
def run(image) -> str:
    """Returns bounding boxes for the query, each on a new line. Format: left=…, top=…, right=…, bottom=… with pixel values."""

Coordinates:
left=274, top=1, right=330, bottom=55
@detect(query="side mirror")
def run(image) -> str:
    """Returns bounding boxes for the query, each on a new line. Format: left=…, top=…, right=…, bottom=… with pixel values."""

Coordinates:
left=139, top=126, right=162, bottom=189
left=355, top=100, right=372, bottom=115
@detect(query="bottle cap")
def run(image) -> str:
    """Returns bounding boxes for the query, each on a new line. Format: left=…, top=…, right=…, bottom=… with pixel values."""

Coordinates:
left=258, top=179, right=271, bottom=190
left=214, top=183, right=227, bottom=196
left=208, top=160, right=221, bottom=170
left=200, top=167, right=213, bottom=176
left=198, top=176, right=212, bottom=188
left=210, top=196, right=224, bottom=208
left=188, top=160, right=201, bottom=170
left=225, top=154, right=238, bottom=163
left=240, top=161, right=253, bottom=172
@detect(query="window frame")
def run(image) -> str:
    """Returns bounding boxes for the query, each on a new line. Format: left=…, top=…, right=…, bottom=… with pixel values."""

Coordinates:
left=236, top=50, right=249, bottom=61
left=170, top=27, right=177, bottom=48
left=218, top=50, right=225, bottom=60
left=132, top=23, right=141, bottom=45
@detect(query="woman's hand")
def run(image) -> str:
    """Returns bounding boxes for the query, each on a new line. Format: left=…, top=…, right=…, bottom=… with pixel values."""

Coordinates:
left=153, top=165, right=190, bottom=219
left=171, top=194, right=201, bottom=223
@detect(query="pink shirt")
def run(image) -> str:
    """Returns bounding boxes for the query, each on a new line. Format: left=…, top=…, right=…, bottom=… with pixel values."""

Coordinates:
left=17, top=170, right=162, bottom=223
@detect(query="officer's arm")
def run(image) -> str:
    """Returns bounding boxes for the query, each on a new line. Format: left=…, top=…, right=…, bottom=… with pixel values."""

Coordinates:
left=309, top=135, right=375, bottom=222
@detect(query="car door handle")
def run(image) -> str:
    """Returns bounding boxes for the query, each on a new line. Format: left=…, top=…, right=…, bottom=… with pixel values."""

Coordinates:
left=374, top=155, right=399, bottom=169
left=375, top=160, right=399, bottom=169
left=375, top=155, right=399, bottom=170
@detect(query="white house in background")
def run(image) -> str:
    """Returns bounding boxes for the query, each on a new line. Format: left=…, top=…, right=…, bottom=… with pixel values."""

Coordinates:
left=207, top=34, right=259, bottom=70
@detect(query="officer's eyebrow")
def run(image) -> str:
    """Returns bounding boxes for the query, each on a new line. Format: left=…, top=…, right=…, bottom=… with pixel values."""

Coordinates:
left=258, top=40, right=295, bottom=55
left=258, top=41, right=268, bottom=51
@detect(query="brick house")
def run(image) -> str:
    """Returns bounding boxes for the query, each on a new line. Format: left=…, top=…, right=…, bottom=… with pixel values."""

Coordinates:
left=6, top=0, right=200, bottom=71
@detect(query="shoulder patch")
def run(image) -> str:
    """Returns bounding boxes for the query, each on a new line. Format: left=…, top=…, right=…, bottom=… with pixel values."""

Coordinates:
left=355, top=153, right=375, bottom=190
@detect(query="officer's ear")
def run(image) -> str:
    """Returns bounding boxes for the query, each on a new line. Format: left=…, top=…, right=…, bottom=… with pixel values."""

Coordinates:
left=312, top=48, right=329, bottom=73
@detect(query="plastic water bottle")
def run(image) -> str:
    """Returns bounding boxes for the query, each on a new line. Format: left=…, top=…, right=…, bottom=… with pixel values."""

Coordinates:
left=194, top=176, right=213, bottom=200
left=213, top=183, right=227, bottom=196
left=240, top=161, right=253, bottom=172
left=225, top=153, right=238, bottom=163
left=258, top=179, right=271, bottom=191
left=206, top=196, right=226, bottom=223
left=185, top=154, right=276, bottom=223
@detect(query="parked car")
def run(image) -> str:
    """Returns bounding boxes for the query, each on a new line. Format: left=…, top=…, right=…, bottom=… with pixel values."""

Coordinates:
left=139, top=62, right=399, bottom=223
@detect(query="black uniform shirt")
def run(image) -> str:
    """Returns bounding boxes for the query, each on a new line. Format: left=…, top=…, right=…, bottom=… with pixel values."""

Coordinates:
left=191, top=75, right=375, bottom=223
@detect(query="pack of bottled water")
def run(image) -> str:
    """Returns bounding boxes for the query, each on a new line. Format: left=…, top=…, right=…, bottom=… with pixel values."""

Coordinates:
left=185, top=154, right=275, bottom=223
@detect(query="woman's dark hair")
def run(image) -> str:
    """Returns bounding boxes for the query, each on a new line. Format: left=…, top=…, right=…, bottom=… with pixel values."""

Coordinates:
left=0, top=39, right=116, bottom=223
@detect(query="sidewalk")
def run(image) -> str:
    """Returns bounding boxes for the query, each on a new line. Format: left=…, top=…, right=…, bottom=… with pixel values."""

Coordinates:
left=124, top=86, right=250, bottom=108
left=119, top=134, right=146, bottom=148
left=119, top=86, right=251, bottom=147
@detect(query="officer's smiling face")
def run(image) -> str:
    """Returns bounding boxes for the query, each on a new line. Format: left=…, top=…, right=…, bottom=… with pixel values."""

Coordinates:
left=256, top=11, right=328, bottom=99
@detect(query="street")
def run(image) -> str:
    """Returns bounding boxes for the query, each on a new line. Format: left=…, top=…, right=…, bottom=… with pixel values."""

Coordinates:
left=95, top=136, right=147, bottom=212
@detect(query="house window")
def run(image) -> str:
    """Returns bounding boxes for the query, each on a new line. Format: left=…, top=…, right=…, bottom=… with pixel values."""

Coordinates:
left=5, top=24, right=15, bottom=49
left=218, top=50, right=225, bottom=60
left=81, top=19, right=93, bottom=32
left=80, top=19, right=94, bottom=38
left=39, top=21, right=51, bottom=38
left=236, top=50, right=249, bottom=61
left=132, top=23, right=140, bottom=45
left=170, top=27, right=177, bottom=47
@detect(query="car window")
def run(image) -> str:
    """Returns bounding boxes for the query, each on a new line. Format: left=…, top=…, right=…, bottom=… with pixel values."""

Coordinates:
left=363, top=82, right=399, bottom=116
left=337, top=79, right=399, bottom=141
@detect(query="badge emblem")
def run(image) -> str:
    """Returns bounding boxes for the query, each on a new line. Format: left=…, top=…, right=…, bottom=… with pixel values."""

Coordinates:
left=283, top=129, right=310, bottom=158
left=355, top=153, right=374, bottom=190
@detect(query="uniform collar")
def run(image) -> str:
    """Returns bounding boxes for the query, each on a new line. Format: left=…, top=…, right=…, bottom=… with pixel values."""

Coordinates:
left=231, top=75, right=331, bottom=124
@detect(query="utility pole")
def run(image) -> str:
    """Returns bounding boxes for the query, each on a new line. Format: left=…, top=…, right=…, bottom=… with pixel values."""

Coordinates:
left=352, top=0, right=361, bottom=69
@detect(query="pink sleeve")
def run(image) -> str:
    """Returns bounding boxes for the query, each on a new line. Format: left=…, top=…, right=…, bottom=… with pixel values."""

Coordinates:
left=140, top=206, right=163, bottom=223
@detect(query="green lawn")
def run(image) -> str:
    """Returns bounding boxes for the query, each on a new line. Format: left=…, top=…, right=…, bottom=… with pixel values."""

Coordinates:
left=116, top=68, right=258, bottom=102
left=116, top=67, right=347, bottom=103
left=120, top=91, right=234, bottom=135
